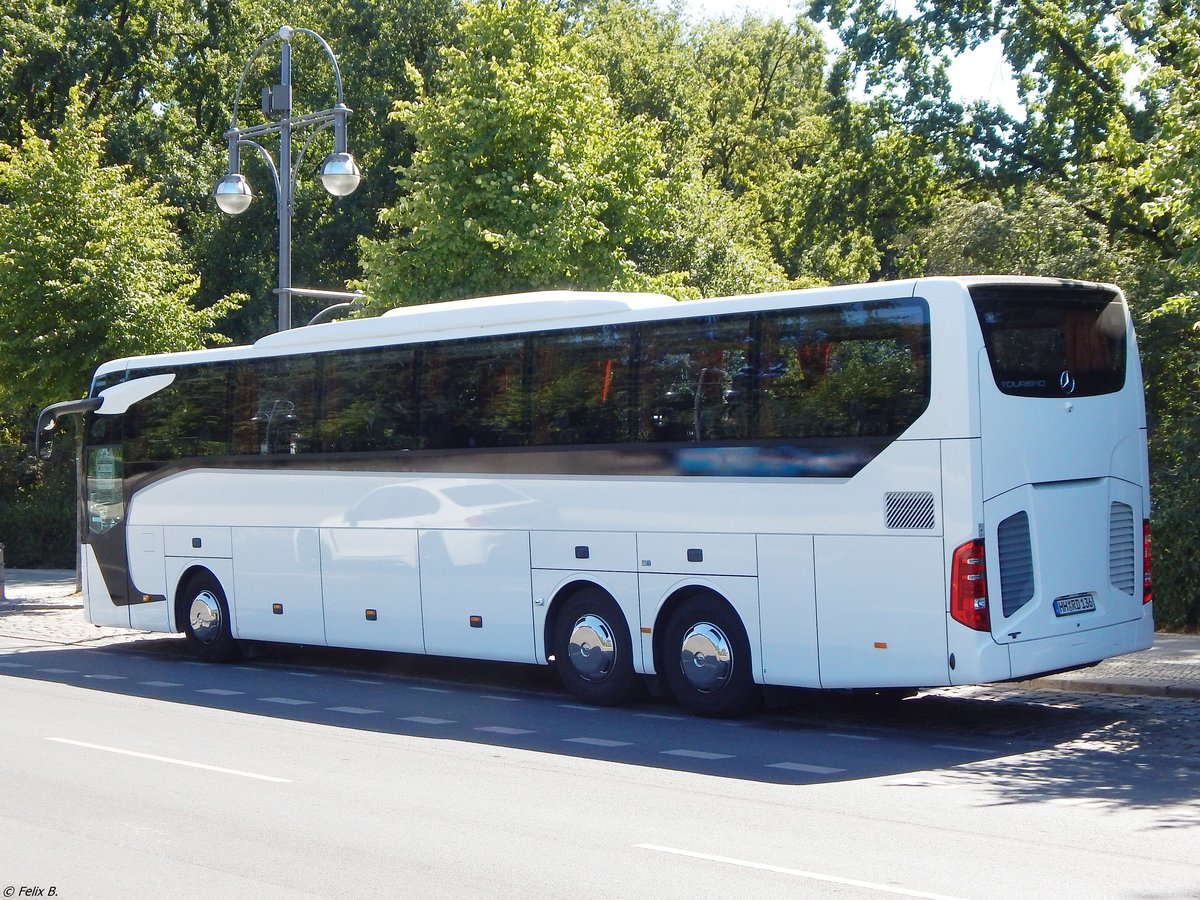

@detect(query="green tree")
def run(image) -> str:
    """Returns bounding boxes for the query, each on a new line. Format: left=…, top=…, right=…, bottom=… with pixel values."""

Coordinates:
left=0, top=91, right=237, bottom=412
left=360, top=0, right=677, bottom=308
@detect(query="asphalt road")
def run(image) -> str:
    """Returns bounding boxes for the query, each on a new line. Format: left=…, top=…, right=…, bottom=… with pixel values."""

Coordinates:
left=1, top=638, right=1198, bottom=900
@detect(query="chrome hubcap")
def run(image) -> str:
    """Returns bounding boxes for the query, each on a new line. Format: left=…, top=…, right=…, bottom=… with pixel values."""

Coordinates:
left=189, top=590, right=222, bottom=644
left=568, top=614, right=616, bottom=681
left=679, top=622, right=732, bottom=692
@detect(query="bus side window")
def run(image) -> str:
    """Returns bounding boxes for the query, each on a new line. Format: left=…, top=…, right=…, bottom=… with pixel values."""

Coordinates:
left=637, top=316, right=752, bottom=443
left=530, top=326, right=633, bottom=445
left=319, top=347, right=418, bottom=453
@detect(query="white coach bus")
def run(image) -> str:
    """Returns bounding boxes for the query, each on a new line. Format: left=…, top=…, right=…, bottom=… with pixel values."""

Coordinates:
left=39, top=276, right=1153, bottom=716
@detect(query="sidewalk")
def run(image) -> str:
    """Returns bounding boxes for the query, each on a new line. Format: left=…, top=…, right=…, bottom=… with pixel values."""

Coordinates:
left=2, top=568, right=1198, bottom=698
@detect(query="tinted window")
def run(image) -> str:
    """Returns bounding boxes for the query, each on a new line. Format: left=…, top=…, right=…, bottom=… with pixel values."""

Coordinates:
left=320, top=346, right=418, bottom=452
left=972, top=285, right=1127, bottom=397
left=126, top=364, right=233, bottom=461
left=638, top=316, right=754, bottom=442
left=421, top=336, right=528, bottom=448
left=758, top=300, right=930, bottom=439
left=234, top=355, right=318, bottom=455
left=530, top=325, right=634, bottom=444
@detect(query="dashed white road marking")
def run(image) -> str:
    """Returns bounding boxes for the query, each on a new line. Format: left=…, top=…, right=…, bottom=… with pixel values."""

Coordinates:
left=661, top=749, right=733, bottom=760
left=636, top=844, right=968, bottom=900
left=634, top=712, right=685, bottom=721
left=564, top=737, right=633, bottom=748
left=827, top=732, right=881, bottom=741
left=480, top=695, right=522, bottom=702
left=197, top=688, right=243, bottom=696
left=84, top=674, right=125, bottom=681
left=327, top=706, right=380, bottom=715
left=476, top=726, right=534, bottom=735
left=259, top=697, right=314, bottom=706
left=38, top=668, right=77, bottom=674
left=410, top=686, right=451, bottom=694
left=767, top=762, right=846, bottom=774
left=141, top=681, right=183, bottom=688
left=401, top=716, right=455, bottom=725
left=48, top=738, right=291, bottom=784
left=932, top=744, right=990, bottom=754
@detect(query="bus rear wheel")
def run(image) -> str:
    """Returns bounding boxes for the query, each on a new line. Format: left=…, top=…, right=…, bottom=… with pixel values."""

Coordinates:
left=552, top=588, right=637, bottom=707
left=662, top=595, right=759, bottom=718
left=181, top=573, right=239, bottom=663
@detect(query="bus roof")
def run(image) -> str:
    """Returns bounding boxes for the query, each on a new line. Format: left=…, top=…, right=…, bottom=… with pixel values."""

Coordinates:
left=252, top=290, right=679, bottom=352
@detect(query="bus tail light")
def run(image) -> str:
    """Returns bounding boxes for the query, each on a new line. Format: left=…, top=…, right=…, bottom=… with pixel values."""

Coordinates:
left=1143, top=520, right=1152, bottom=605
left=951, top=539, right=990, bottom=632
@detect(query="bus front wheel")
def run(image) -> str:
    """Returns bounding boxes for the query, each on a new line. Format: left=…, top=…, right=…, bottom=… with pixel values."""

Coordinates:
left=662, top=595, right=759, bottom=718
left=181, top=573, right=239, bottom=663
left=552, top=588, right=638, bottom=707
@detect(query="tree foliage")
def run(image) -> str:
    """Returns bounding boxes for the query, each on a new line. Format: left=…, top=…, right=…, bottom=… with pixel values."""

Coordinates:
left=0, top=90, right=236, bottom=412
left=0, top=0, right=1197, bottom=622
left=360, top=0, right=677, bottom=307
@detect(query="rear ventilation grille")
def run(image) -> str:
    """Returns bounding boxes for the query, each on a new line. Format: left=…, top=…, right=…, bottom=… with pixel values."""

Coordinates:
left=997, top=511, right=1035, bottom=617
left=885, top=492, right=936, bottom=529
left=1109, top=502, right=1136, bottom=595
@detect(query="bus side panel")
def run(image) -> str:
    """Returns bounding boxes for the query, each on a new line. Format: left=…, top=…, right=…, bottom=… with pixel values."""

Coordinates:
left=127, top=525, right=171, bottom=632
left=756, top=535, right=820, bottom=688
left=419, top=529, right=537, bottom=664
left=82, top=543, right=130, bottom=629
left=321, top=528, right=424, bottom=654
left=231, top=527, right=326, bottom=644
left=815, top=536, right=948, bottom=688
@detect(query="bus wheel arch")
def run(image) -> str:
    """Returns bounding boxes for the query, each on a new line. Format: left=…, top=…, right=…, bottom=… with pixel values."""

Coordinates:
left=655, top=587, right=759, bottom=718
left=547, top=581, right=638, bottom=707
left=175, top=568, right=239, bottom=663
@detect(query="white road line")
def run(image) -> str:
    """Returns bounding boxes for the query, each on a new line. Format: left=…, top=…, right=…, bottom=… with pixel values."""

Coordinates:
left=932, top=744, right=990, bottom=754
left=286, top=671, right=319, bottom=678
left=480, top=695, right=522, bottom=702
left=559, top=704, right=601, bottom=712
left=661, top=749, right=734, bottom=760
left=259, top=697, right=314, bottom=706
left=636, top=845, right=968, bottom=900
left=38, top=668, right=77, bottom=674
left=410, top=686, right=452, bottom=694
left=475, top=726, right=534, bottom=735
left=47, top=738, right=291, bottom=784
left=401, top=716, right=455, bottom=725
left=197, top=688, right=244, bottom=696
left=350, top=679, right=385, bottom=686
left=634, top=712, right=685, bottom=721
left=141, top=681, right=183, bottom=688
left=84, top=674, right=125, bottom=681
left=564, top=737, right=633, bottom=748
left=0, top=662, right=31, bottom=668
left=767, top=762, right=846, bottom=774
left=327, top=706, right=380, bottom=715
left=827, top=732, right=881, bottom=741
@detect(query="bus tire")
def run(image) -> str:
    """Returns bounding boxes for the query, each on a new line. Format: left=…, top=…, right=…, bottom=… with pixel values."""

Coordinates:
left=552, top=588, right=638, bottom=707
left=180, top=573, right=239, bottom=663
left=662, top=595, right=759, bottom=718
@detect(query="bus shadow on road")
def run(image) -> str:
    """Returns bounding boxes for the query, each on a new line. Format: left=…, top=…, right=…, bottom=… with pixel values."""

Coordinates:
left=3, top=639, right=1195, bottom=804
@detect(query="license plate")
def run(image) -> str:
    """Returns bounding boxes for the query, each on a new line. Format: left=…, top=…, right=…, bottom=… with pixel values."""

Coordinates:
left=1053, top=593, right=1096, bottom=617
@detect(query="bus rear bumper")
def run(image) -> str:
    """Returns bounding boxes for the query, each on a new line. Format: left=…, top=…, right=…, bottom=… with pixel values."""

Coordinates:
left=1007, top=614, right=1154, bottom=681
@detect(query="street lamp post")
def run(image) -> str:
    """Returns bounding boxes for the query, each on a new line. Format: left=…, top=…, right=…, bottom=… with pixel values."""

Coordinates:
left=213, top=25, right=363, bottom=331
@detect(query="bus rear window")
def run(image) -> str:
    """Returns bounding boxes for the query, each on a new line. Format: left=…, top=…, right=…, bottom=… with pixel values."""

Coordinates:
left=971, top=285, right=1127, bottom=398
